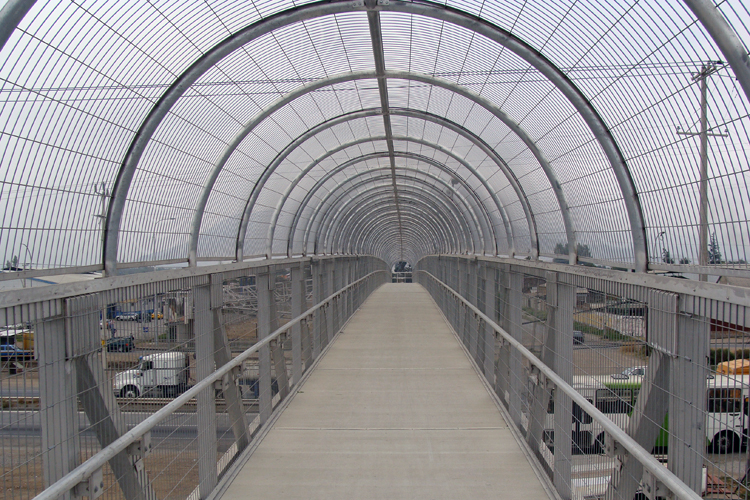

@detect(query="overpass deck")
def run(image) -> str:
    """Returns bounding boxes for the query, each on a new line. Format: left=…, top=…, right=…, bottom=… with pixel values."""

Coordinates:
left=222, top=283, right=552, bottom=499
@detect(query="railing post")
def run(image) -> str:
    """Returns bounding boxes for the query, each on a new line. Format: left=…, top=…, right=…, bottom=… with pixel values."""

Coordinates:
left=669, top=297, right=709, bottom=494
left=210, top=273, right=250, bottom=453
left=256, top=267, right=274, bottom=424
left=291, top=262, right=305, bottom=384
left=468, top=259, right=479, bottom=361
left=482, top=262, right=496, bottom=382
left=606, top=290, right=676, bottom=500
left=271, top=335, right=290, bottom=400
left=327, top=260, right=337, bottom=340
left=68, top=293, right=155, bottom=500
left=546, top=273, right=574, bottom=499
left=194, top=284, right=218, bottom=497
left=312, top=260, right=323, bottom=358
left=495, top=263, right=511, bottom=404
left=37, top=313, right=79, bottom=500
left=507, top=267, right=524, bottom=429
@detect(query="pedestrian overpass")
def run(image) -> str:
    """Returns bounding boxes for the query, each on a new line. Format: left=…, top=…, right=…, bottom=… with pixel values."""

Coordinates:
left=1, top=1, right=750, bottom=499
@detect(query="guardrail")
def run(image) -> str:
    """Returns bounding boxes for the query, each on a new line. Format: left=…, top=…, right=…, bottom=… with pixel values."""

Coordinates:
left=417, top=268, right=702, bottom=500
left=29, top=267, right=388, bottom=500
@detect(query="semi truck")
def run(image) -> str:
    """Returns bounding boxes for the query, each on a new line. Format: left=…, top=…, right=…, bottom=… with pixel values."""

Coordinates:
left=114, top=352, right=189, bottom=398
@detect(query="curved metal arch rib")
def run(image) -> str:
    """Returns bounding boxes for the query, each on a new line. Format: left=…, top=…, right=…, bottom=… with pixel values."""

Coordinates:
left=323, top=185, right=465, bottom=255
left=268, top=146, right=497, bottom=257
left=388, top=1, right=647, bottom=270
left=233, top=107, right=534, bottom=262
left=369, top=222, right=434, bottom=262
left=355, top=211, right=444, bottom=259
left=103, top=1, right=361, bottom=275
left=199, top=70, right=577, bottom=262
left=317, top=182, right=474, bottom=256
left=369, top=224, right=433, bottom=262
left=231, top=107, right=537, bottom=262
left=347, top=207, right=448, bottom=258
left=100, top=0, right=656, bottom=272
left=346, top=201, right=458, bottom=257
left=363, top=215, right=444, bottom=260
left=320, top=178, right=479, bottom=255
left=283, top=135, right=515, bottom=257
left=353, top=210, right=452, bottom=259
left=682, top=0, right=750, bottom=106
left=325, top=187, right=464, bottom=255
left=317, top=168, right=487, bottom=255
left=273, top=152, right=497, bottom=255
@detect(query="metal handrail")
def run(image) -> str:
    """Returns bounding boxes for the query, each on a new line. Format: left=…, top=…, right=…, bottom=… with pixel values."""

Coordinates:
left=418, top=270, right=703, bottom=500
left=33, top=269, right=387, bottom=500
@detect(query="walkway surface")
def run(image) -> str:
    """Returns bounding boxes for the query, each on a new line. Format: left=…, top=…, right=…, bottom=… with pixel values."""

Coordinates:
left=222, top=283, right=551, bottom=499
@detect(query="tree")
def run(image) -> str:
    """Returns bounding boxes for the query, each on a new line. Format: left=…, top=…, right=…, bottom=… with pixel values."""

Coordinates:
left=661, top=248, right=675, bottom=264
left=679, top=256, right=691, bottom=264
left=708, top=232, right=723, bottom=264
left=554, top=242, right=592, bottom=258
left=3, top=255, right=19, bottom=271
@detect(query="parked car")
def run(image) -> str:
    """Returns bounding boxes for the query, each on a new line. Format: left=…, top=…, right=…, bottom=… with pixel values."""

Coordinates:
left=151, top=312, right=163, bottom=320
left=116, top=312, right=141, bottom=322
left=573, top=330, right=585, bottom=345
left=105, top=336, right=135, bottom=352
left=621, top=366, right=647, bottom=377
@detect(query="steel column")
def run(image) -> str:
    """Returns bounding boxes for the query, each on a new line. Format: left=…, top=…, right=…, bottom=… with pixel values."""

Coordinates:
left=37, top=314, right=78, bottom=499
left=669, top=301, right=710, bottom=493
left=290, top=262, right=305, bottom=383
left=194, top=284, right=218, bottom=497
left=549, top=274, right=575, bottom=499
left=210, top=273, right=250, bottom=454
left=256, top=269, right=274, bottom=424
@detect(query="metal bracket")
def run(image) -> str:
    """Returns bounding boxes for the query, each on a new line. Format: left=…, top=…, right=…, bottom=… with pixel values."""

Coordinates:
left=642, top=467, right=673, bottom=500
left=528, top=365, right=541, bottom=386
left=72, top=468, right=104, bottom=499
left=126, top=432, right=152, bottom=459
left=604, top=432, right=625, bottom=458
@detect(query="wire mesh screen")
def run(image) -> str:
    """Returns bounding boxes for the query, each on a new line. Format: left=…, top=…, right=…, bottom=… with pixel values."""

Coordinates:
left=418, top=255, right=750, bottom=500
left=0, top=256, right=386, bottom=500
left=0, top=2, right=748, bottom=276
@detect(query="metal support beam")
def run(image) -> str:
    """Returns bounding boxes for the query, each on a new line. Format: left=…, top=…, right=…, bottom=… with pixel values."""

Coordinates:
left=483, top=263, right=497, bottom=381
left=549, top=275, right=574, bottom=499
left=311, top=260, right=323, bottom=359
left=256, top=269, right=274, bottom=424
left=37, top=315, right=79, bottom=499
left=66, top=294, right=155, bottom=500
left=366, top=3, right=403, bottom=260
left=326, top=182, right=473, bottom=255
left=290, top=262, right=305, bottom=384
left=504, top=268, right=525, bottom=427
left=605, top=352, right=671, bottom=500
left=281, top=156, right=494, bottom=257
left=194, top=284, right=218, bottom=497
left=683, top=0, right=750, bottom=107
left=669, top=303, right=709, bottom=493
left=210, top=273, right=249, bottom=453
left=281, top=135, right=512, bottom=257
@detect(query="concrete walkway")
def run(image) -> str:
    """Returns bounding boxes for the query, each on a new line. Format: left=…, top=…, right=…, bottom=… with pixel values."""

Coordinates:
left=222, top=283, right=551, bottom=499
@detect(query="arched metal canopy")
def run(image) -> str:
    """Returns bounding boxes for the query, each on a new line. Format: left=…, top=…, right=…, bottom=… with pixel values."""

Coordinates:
left=275, top=152, right=499, bottom=256
left=0, top=0, right=749, bottom=278
left=316, top=177, right=482, bottom=255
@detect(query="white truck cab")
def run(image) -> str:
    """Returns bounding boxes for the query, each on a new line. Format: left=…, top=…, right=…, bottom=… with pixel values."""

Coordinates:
left=114, top=352, right=189, bottom=398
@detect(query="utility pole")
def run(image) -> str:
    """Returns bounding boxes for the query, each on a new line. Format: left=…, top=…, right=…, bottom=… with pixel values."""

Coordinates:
left=676, top=62, right=727, bottom=281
